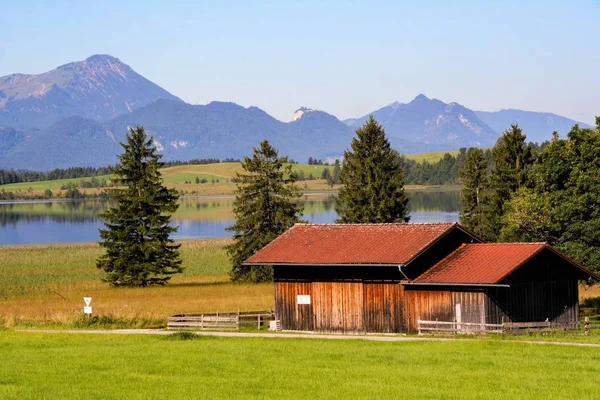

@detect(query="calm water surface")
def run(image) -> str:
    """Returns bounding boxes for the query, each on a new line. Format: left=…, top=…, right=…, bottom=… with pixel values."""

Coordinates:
left=0, top=191, right=460, bottom=245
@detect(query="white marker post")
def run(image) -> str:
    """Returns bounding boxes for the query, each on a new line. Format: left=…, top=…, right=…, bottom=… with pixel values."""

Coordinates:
left=83, top=297, right=92, bottom=316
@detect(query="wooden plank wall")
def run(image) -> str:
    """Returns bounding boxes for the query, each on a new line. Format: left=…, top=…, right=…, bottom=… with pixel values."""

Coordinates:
left=403, top=289, right=453, bottom=333
left=312, top=282, right=364, bottom=333
left=362, top=283, right=404, bottom=333
left=452, top=291, right=486, bottom=325
left=275, top=282, right=405, bottom=333
left=275, top=282, right=313, bottom=331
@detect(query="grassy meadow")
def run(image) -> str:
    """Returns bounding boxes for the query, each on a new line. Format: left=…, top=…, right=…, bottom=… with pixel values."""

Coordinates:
left=0, top=151, right=460, bottom=198
left=403, top=149, right=461, bottom=163
left=0, top=240, right=274, bottom=327
left=0, top=162, right=337, bottom=197
left=1, top=331, right=599, bottom=399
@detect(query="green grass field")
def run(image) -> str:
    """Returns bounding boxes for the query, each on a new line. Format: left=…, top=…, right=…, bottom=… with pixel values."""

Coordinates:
left=0, top=174, right=113, bottom=191
left=0, top=332, right=599, bottom=399
left=0, top=163, right=333, bottom=191
left=404, top=149, right=461, bottom=163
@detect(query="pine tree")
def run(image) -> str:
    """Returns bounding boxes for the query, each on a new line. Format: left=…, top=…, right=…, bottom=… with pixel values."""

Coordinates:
left=459, top=148, right=491, bottom=237
left=227, top=140, right=303, bottom=282
left=484, top=124, right=534, bottom=240
left=329, top=160, right=342, bottom=187
left=336, top=116, right=409, bottom=223
left=97, top=126, right=182, bottom=286
left=321, top=167, right=331, bottom=181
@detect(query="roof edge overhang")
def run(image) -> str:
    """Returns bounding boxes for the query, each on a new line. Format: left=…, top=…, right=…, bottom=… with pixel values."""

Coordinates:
left=242, top=262, right=403, bottom=267
left=401, top=282, right=510, bottom=288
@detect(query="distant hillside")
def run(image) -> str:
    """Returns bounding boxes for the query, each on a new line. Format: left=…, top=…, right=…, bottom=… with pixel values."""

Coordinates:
left=475, top=109, right=592, bottom=143
left=0, top=54, right=181, bottom=130
left=345, top=95, right=498, bottom=150
left=0, top=54, right=594, bottom=171
left=0, top=100, right=355, bottom=170
left=1, top=117, right=121, bottom=170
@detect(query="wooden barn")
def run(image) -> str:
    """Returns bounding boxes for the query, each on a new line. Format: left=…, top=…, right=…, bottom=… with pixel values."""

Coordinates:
left=244, top=223, right=482, bottom=333
left=244, top=223, right=600, bottom=334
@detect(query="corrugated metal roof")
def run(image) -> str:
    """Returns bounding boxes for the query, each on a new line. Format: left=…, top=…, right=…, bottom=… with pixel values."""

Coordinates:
left=244, top=223, right=461, bottom=266
left=413, top=243, right=597, bottom=284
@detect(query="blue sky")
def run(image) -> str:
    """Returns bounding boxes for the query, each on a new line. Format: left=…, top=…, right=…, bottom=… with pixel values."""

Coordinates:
left=1, top=1, right=598, bottom=123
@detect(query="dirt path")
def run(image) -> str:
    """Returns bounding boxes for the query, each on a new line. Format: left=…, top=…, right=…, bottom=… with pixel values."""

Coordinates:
left=14, top=329, right=600, bottom=347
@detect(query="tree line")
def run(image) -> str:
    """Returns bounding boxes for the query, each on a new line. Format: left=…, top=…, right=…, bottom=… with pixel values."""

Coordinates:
left=460, top=120, right=600, bottom=272
left=0, top=166, right=114, bottom=185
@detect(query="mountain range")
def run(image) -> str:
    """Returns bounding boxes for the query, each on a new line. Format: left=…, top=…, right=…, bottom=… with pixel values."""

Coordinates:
left=0, top=55, right=592, bottom=170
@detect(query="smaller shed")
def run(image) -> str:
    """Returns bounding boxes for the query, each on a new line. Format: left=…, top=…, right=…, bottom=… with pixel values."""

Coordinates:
left=402, top=243, right=600, bottom=332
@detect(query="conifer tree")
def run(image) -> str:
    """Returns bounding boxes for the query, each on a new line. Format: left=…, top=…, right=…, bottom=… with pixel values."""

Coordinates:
left=328, top=159, right=342, bottom=187
left=484, top=124, right=534, bottom=240
left=97, top=126, right=182, bottom=286
left=227, top=140, right=303, bottom=282
left=336, top=116, right=409, bottom=223
left=459, top=148, right=491, bottom=237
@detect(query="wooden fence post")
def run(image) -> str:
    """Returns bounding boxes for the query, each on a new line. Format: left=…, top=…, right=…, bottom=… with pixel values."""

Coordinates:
left=584, top=317, right=590, bottom=335
left=258, top=314, right=261, bottom=330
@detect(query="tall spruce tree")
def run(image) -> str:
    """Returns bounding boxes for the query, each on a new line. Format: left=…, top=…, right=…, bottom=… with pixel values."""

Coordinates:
left=227, top=140, right=303, bottom=282
left=97, top=126, right=182, bottom=286
left=459, top=148, right=491, bottom=238
left=336, top=116, right=409, bottom=223
left=483, top=124, right=534, bottom=240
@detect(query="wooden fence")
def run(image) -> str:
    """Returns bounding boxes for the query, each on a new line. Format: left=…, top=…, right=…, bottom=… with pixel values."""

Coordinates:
left=417, top=319, right=590, bottom=335
left=167, top=310, right=275, bottom=331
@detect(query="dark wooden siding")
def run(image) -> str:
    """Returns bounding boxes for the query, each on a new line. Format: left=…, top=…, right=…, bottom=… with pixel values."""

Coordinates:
left=485, top=280, right=579, bottom=323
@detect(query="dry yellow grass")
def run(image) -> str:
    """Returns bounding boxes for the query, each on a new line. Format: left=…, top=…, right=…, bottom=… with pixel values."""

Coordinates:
left=0, top=239, right=276, bottom=326
left=580, top=283, right=600, bottom=300
left=0, top=282, right=273, bottom=326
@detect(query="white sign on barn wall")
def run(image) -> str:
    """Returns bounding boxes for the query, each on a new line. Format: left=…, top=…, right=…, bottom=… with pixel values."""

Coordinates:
left=297, top=295, right=311, bottom=305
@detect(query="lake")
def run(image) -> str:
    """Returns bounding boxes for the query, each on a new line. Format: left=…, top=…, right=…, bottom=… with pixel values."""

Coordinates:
left=0, top=191, right=460, bottom=245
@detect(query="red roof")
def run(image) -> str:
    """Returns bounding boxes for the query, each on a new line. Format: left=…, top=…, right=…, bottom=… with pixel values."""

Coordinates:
left=244, top=223, right=466, bottom=266
left=414, top=243, right=600, bottom=284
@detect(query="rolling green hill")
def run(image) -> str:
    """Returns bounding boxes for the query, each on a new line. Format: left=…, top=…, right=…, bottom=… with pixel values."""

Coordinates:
left=1, top=151, right=458, bottom=192
left=404, top=149, right=461, bottom=163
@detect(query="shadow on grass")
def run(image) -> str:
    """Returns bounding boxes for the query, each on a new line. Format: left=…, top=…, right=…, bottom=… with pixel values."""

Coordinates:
left=163, top=331, right=218, bottom=341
